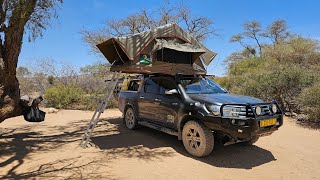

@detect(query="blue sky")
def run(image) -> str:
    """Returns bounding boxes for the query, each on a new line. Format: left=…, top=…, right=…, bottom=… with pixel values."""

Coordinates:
left=19, top=0, right=320, bottom=76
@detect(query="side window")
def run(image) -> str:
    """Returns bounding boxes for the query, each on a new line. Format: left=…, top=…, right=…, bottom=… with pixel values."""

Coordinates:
left=144, top=78, right=159, bottom=94
left=127, top=80, right=141, bottom=91
left=159, top=79, right=177, bottom=95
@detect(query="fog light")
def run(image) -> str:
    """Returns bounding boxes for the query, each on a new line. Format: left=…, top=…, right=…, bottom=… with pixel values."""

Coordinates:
left=271, top=104, right=277, bottom=113
left=238, top=120, right=246, bottom=126
left=255, top=106, right=262, bottom=115
left=231, top=119, right=236, bottom=124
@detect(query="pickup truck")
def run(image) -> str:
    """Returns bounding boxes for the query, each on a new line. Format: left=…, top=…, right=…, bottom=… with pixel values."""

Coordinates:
left=118, top=74, right=283, bottom=157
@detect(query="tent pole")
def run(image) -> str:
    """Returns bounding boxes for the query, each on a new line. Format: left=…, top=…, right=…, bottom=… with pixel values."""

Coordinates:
left=112, top=39, right=125, bottom=64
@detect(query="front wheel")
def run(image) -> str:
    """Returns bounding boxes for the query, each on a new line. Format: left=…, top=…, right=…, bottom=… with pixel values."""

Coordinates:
left=124, top=107, right=137, bottom=130
left=182, top=121, right=214, bottom=157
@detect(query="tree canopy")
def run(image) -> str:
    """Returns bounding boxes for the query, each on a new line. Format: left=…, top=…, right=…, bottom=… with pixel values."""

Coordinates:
left=0, top=0, right=62, bottom=122
left=82, top=2, right=216, bottom=54
left=216, top=19, right=320, bottom=124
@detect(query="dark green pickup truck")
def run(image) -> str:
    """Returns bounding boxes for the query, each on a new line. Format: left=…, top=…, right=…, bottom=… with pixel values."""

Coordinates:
left=118, top=74, right=283, bottom=157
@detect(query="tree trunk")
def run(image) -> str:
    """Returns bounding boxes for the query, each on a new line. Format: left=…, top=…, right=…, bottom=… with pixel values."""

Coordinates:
left=0, top=75, right=23, bottom=123
left=0, top=0, right=37, bottom=122
left=0, top=26, right=26, bottom=122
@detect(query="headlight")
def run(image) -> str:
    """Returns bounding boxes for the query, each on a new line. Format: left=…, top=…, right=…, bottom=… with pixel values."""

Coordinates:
left=271, top=104, right=277, bottom=113
left=222, top=105, right=246, bottom=118
left=255, top=106, right=262, bottom=115
left=206, top=105, right=221, bottom=115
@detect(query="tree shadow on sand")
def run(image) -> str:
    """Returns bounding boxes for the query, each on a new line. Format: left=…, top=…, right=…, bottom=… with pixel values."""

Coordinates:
left=0, top=117, right=174, bottom=179
left=92, top=118, right=276, bottom=169
left=0, top=116, right=277, bottom=179
left=0, top=124, right=96, bottom=179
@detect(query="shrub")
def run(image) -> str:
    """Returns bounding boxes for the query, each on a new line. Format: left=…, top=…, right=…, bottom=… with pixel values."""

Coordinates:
left=80, top=95, right=118, bottom=111
left=298, top=83, right=320, bottom=122
left=45, top=83, right=85, bottom=109
left=229, top=64, right=316, bottom=113
left=213, top=76, right=233, bottom=90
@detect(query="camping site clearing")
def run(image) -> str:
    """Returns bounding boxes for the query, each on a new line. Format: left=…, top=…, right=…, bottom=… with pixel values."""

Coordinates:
left=0, top=109, right=319, bottom=179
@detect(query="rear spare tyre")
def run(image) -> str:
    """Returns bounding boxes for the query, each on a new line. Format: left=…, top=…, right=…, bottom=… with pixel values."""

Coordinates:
left=182, top=121, right=214, bottom=157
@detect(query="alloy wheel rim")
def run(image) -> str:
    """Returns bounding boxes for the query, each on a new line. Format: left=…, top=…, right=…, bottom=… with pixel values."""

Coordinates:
left=126, top=110, right=134, bottom=128
left=186, top=128, right=201, bottom=150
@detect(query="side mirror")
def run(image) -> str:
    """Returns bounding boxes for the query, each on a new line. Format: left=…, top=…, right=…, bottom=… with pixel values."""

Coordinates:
left=165, top=89, right=179, bottom=95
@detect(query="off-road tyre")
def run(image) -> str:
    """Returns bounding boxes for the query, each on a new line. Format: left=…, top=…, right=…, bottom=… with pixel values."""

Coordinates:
left=124, top=107, right=137, bottom=130
left=182, top=121, right=214, bottom=157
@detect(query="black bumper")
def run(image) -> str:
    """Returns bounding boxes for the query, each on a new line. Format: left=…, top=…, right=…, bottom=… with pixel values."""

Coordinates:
left=203, top=115, right=283, bottom=140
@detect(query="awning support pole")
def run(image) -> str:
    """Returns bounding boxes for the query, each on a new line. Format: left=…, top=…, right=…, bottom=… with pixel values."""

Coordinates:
left=112, top=39, right=125, bottom=64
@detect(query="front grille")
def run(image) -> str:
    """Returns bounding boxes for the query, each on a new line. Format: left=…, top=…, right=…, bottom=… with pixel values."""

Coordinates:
left=221, top=103, right=279, bottom=118
left=223, top=105, right=247, bottom=118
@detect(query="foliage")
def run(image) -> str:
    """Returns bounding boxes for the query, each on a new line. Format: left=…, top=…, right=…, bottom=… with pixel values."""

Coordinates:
left=225, top=20, right=320, bottom=126
left=213, top=76, right=233, bottom=91
left=81, top=95, right=118, bottom=111
left=17, top=61, right=117, bottom=111
left=45, top=83, right=85, bottom=109
left=81, top=1, right=216, bottom=54
left=227, top=56, right=265, bottom=76
left=298, top=83, right=320, bottom=122
left=16, top=66, right=36, bottom=95
left=17, top=67, right=31, bottom=78
left=229, top=64, right=316, bottom=113
left=263, top=36, right=320, bottom=65
left=0, top=0, right=62, bottom=41
left=230, top=19, right=290, bottom=56
left=0, top=0, right=62, bottom=122
left=80, top=62, right=110, bottom=78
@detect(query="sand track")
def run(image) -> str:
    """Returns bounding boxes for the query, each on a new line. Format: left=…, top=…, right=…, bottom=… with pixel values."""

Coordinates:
left=1, top=109, right=319, bottom=179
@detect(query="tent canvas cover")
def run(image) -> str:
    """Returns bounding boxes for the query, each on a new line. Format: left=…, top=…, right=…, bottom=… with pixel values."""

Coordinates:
left=97, top=23, right=217, bottom=75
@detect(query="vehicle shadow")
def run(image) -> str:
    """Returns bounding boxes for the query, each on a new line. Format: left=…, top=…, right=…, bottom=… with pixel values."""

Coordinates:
left=92, top=118, right=276, bottom=169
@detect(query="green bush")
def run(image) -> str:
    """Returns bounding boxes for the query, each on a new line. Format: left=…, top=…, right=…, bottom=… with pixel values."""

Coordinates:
left=80, top=95, right=118, bottom=111
left=298, top=83, right=320, bottom=122
left=45, top=83, right=85, bottom=109
left=213, top=76, right=233, bottom=90
left=228, top=64, right=316, bottom=112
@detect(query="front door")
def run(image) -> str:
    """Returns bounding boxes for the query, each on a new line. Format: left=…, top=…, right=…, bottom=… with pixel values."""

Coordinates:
left=156, top=78, right=182, bottom=129
left=137, top=77, right=160, bottom=122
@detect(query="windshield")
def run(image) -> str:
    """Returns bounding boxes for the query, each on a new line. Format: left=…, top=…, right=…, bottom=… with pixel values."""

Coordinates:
left=180, top=77, right=227, bottom=94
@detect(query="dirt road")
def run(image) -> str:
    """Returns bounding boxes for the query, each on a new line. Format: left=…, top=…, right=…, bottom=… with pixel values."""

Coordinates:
left=0, top=109, right=319, bottom=179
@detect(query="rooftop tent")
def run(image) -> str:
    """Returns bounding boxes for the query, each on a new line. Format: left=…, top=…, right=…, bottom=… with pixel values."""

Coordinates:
left=97, top=23, right=217, bottom=75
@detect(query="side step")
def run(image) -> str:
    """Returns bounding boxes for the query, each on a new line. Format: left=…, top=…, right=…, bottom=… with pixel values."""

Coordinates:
left=138, top=121, right=178, bottom=136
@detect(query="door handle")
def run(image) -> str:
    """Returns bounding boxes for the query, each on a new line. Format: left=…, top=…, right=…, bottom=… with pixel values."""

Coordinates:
left=140, top=96, right=144, bottom=99
left=172, top=102, right=178, bottom=106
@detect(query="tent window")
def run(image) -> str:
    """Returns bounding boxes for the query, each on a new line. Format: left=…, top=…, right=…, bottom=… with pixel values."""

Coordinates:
left=156, top=48, right=192, bottom=64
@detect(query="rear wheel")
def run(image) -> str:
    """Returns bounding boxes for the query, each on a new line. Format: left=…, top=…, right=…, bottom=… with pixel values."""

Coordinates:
left=182, top=121, right=214, bottom=157
left=124, top=107, right=137, bottom=130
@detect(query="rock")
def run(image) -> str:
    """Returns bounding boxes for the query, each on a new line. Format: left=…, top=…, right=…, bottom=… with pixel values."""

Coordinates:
left=297, top=114, right=308, bottom=121
left=47, top=108, right=59, bottom=114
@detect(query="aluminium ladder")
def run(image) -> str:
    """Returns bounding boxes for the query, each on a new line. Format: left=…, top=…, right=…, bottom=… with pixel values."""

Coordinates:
left=80, top=71, right=121, bottom=148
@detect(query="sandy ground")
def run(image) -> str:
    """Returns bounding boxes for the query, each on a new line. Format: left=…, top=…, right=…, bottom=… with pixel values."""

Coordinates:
left=0, top=109, right=320, bottom=180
